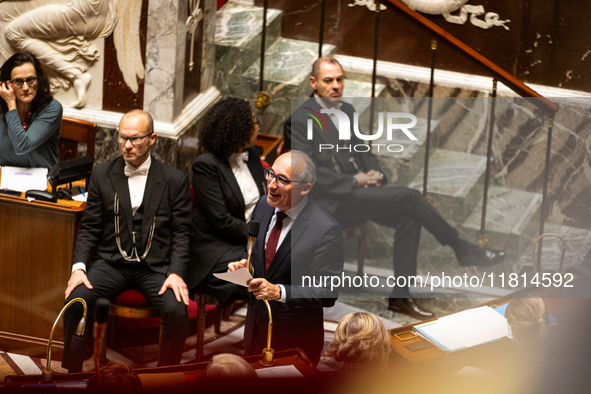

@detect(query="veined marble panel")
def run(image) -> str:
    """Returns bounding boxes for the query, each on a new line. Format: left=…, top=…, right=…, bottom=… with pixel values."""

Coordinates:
left=515, top=224, right=591, bottom=274
left=201, top=0, right=218, bottom=92
left=463, top=186, right=543, bottom=236
left=214, top=3, right=281, bottom=95
left=243, top=38, right=332, bottom=85
left=461, top=186, right=543, bottom=264
left=145, top=0, right=188, bottom=123
left=215, top=3, right=281, bottom=48
left=408, top=149, right=487, bottom=222
left=372, top=116, right=439, bottom=186
left=242, top=38, right=335, bottom=117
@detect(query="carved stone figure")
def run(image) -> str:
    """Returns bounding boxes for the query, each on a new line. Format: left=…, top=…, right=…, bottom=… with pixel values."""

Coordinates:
left=350, top=0, right=510, bottom=30
left=0, top=0, right=145, bottom=108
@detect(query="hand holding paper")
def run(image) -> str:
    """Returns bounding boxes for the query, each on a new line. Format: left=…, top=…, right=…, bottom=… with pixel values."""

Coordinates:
left=213, top=268, right=253, bottom=287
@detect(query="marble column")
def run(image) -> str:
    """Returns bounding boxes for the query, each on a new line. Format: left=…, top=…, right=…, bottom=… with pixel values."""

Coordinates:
left=144, top=0, right=189, bottom=123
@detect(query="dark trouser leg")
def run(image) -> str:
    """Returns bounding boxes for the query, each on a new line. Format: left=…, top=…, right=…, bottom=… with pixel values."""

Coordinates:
left=62, top=260, right=128, bottom=371
left=202, top=245, right=244, bottom=306
left=334, top=187, right=459, bottom=296
left=136, top=269, right=189, bottom=366
left=390, top=216, right=421, bottom=298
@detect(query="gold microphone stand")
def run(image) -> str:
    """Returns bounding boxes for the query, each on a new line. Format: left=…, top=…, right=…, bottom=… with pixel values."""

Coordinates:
left=42, top=298, right=88, bottom=383
left=246, top=240, right=276, bottom=367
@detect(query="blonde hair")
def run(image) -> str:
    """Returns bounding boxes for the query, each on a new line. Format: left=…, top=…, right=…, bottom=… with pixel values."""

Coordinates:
left=325, top=312, right=391, bottom=368
left=505, top=293, right=552, bottom=344
left=206, top=353, right=257, bottom=379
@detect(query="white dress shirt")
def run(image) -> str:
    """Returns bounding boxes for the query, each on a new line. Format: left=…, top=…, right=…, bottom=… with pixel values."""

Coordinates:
left=126, top=154, right=152, bottom=215
left=228, top=151, right=260, bottom=221
left=263, top=196, right=308, bottom=303
left=72, top=155, right=152, bottom=273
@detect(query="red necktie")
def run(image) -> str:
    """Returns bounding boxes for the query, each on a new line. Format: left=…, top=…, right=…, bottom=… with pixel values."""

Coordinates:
left=265, top=211, right=287, bottom=273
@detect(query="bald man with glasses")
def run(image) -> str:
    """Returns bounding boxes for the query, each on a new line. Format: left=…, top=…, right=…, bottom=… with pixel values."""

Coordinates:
left=61, top=109, right=193, bottom=371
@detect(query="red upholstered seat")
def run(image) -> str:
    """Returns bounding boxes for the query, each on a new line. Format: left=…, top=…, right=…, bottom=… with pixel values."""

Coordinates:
left=111, top=289, right=204, bottom=330
left=112, top=289, right=152, bottom=308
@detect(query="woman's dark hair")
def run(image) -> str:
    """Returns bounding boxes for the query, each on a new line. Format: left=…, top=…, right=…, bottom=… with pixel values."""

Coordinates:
left=198, top=97, right=255, bottom=159
left=0, top=52, right=53, bottom=114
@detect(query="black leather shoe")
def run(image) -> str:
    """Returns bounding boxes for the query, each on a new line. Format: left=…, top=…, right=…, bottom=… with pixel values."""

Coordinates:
left=456, top=245, right=506, bottom=267
left=388, top=298, right=434, bottom=320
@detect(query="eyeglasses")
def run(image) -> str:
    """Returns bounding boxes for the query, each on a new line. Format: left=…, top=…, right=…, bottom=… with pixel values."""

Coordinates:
left=264, top=167, right=305, bottom=188
left=117, top=132, right=153, bottom=146
left=11, top=77, right=38, bottom=88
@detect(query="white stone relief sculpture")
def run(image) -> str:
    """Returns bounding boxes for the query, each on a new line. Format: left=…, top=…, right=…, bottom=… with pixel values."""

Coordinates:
left=349, top=0, right=510, bottom=30
left=0, top=0, right=145, bottom=108
left=187, top=0, right=203, bottom=72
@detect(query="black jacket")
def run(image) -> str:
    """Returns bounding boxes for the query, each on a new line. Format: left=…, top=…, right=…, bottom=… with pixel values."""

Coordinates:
left=244, top=196, right=344, bottom=364
left=284, top=98, right=385, bottom=214
left=187, top=146, right=266, bottom=289
left=72, top=156, right=193, bottom=277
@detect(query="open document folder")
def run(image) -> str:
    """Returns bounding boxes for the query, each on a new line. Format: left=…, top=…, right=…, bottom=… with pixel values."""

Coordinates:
left=413, top=306, right=510, bottom=354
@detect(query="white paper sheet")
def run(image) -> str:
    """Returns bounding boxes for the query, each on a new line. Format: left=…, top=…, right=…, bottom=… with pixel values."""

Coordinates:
left=435, top=306, right=510, bottom=348
left=1, top=166, right=47, bottom=192
left=255, top=365, right=304, bottom=378
left=213, top=268, right=254, bottom=287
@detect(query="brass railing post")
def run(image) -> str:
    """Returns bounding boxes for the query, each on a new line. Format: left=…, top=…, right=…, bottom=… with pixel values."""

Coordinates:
left=537, top=117, right=554, bottom=267
left=255, top=0, right=270, bottom=110
left=422, top=40, right=437, bottom=200
left=478, top=79, right=497, bottom=248
left=318, top=0, right=326, bottom=58
left=368, top=1, right=381, bottom=143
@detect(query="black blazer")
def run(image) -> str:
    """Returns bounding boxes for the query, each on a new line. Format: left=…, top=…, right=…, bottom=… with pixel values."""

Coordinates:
left=187, top=146, right=266, bottom=289
left=244, top=196, right=344, bottom=364
left=284, top=97, right=385, bottom=214
left=71, top=156, right=193, bottom=277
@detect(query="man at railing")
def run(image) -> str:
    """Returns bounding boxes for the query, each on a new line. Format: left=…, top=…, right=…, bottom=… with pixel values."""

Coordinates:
left=284, top=56, right=506, bottom=320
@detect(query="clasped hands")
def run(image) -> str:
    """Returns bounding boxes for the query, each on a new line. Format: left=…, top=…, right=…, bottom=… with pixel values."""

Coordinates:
left=64, top=269, right=190, bottom=305
left=354, top=170, right=383, bottom=188
left=228, top=259, right=281, bottom=301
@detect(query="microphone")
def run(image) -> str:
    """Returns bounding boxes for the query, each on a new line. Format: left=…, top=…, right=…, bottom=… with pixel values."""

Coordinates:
left=44, top=298, right=87, bottom=381
left=246, top=220, right=259, bottom=274
left=244, top=220, right=275, bottom=367
left=93, top=299, right=110, bottom=387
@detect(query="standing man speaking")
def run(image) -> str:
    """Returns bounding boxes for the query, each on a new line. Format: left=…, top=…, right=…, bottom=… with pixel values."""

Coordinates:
left=229, top=151, right=344, bottom=365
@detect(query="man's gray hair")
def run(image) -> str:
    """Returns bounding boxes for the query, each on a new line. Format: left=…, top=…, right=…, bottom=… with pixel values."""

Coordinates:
left=291, top=150, right=316, bottom=187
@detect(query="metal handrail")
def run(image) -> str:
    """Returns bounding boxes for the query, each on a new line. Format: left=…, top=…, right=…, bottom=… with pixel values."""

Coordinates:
left=378, top=0, right=558, bottom=115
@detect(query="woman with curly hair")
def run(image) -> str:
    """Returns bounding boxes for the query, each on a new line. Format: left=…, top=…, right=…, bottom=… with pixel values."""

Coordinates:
left=325, top=312, right=392, bottom=373
left=187, top=97, right=265, bottom=305
left=0, top=52, right=62, bottom=169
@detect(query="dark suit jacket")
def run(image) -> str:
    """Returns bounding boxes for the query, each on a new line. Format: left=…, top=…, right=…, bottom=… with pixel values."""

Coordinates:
left=284, top=97, right=385, bottom=214
left=71, top=156, right=193, bottom=277
left=244, top=196, right=344, bottom=364
left=187, top=146, right=266, bottom=289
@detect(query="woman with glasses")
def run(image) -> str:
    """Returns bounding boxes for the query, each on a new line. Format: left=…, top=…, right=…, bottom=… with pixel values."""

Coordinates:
left=0, top=52, right=62, bottom=170
left=186, top=97, right=265, bottom=305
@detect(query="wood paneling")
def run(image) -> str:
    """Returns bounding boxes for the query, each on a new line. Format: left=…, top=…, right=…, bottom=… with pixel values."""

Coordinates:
left=0, top=196, right=83, bottom=357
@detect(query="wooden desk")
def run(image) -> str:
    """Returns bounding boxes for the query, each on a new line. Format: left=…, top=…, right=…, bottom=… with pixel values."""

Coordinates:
left=0, top=184, right=84, bottom=358
left=4, top=348, right=317, bottom=387
left=256, top=133, right=282, bottom=163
